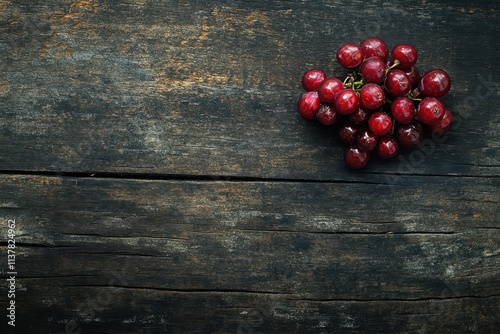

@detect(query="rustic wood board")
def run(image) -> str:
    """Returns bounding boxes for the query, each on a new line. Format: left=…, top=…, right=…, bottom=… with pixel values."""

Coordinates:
left=0, top=0, right=498, bottom=179
left=0, top=0, right=499, bottom=333
left=0, top=175, right=498, bottom=333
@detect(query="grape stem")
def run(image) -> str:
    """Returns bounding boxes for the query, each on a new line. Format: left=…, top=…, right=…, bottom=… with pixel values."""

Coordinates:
left=343, top=71, right=364, bottom=89
left=408, top=87, right=422, bottom=100
left=386, top=59, right=401, bottom=72
left=352, top=79, right=365, bottom=90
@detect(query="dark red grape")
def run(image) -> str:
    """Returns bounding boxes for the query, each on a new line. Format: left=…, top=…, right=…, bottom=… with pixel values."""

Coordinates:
left=357, top=129, right=379, bottom=152
left=316, top=103, right=339, bottom=125
left=359, top=37, right=389, bottom=61
left=391, top=97, right=415, bottom=124
left=404, top=67, right=420, bottom=88
left=416, top=97, right=445, bottom=125
left=391, top=43, right=418, bottom=68
left=349, top=106, right=372, bottom=124
left=385, top=69, right=411, bottom=97
left=377, top=136, right=399, bottom=159
left=360, top=56, right=387, bottom=84
left=297, top=91, right=321, bottom=119
left=419, top=69, right=451, bottom=97
left=301, top=69, right=327, bottom=92
left=396, top=121, right=424, bottom=148
left=317, top=77, right=344, bottom=103
left=344, top=145, right=370, bottom=169
left=334, top=88, right=360, bottom=115
left=339, top=123, right=360, bottom=144
left=368, top=111, right=393, bottom=136
left=360, top=83, right=385, bottom=110
left=428, top=109, right=453, bottom=133
left=336, top=43, right=364, bottom=69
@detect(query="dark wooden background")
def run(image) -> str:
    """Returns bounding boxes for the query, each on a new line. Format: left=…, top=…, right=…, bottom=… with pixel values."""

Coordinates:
left=0, top=0, right=499, bottom=333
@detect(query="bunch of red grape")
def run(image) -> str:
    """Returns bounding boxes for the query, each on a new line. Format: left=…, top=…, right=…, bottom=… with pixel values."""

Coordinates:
left=297, top=37, right=453, bottom=169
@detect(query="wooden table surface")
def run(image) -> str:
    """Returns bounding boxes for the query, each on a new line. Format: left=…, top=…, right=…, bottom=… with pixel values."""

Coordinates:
left=0, top=0, right=499, bottom=333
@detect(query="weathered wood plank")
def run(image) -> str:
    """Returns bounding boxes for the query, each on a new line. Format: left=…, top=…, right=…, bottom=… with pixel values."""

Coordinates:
left=10, top=287, right=500, bottom=333
left=0, top=175, right=498, bottom=332
left=0, top=0, right=499, bottom=179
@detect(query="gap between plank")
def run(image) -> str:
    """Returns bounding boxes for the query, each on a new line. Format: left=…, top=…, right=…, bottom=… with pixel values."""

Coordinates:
left=0, top=169, right=386, bottom=185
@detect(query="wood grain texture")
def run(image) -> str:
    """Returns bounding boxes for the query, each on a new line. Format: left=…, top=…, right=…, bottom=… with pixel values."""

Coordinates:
left=0, top=0, right=499, bottom=333
left=0, top=175, right=499, bottom=333
left=0, top=0, right=498, bottom=180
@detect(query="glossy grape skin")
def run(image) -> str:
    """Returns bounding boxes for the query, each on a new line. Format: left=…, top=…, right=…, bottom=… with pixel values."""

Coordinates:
left=377, top=136, right=399, bottom=159
left=349, top=106, right=372, bottom=124
left=360, top=56, right=387, bottom=84
left=316, top=103, right=339, bottom=126
left=428, top=109, right=453, bottom=133
left=396, top=121, right=424, bottom=148
left=360, top=83, right=385, bottom=110
left=419, top=69, right=451, bottom=97
left=359, top=37, right=389, bottom=61
left=416, top=97, right=445, bottom=125
left=385, top=70, right=411, bottom=97
left=344, top=145, right=370, bottom=169
left=404, top=67, right=420, bottom=88
left=297, top=91, right=321, bottom=119
left=391, top=97, right=415, bottom=124
left=334, top=88, right=360, bottom=115
left=368, top=111, right=393, bottom=136
left=336, top=43, right=364, bottom=69
left=317, top=77, right=344, bottom=103
left=357, top=129, right=379, bottom=152
left=339, top=123, right=360, bottom=144
left=301, top=69, right=327, bottom=92
left=391, top=43, right=418, bottom=68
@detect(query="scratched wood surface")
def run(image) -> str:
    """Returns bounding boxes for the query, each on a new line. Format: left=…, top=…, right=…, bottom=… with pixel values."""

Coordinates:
left=0, top=0, right=499, bottom=333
